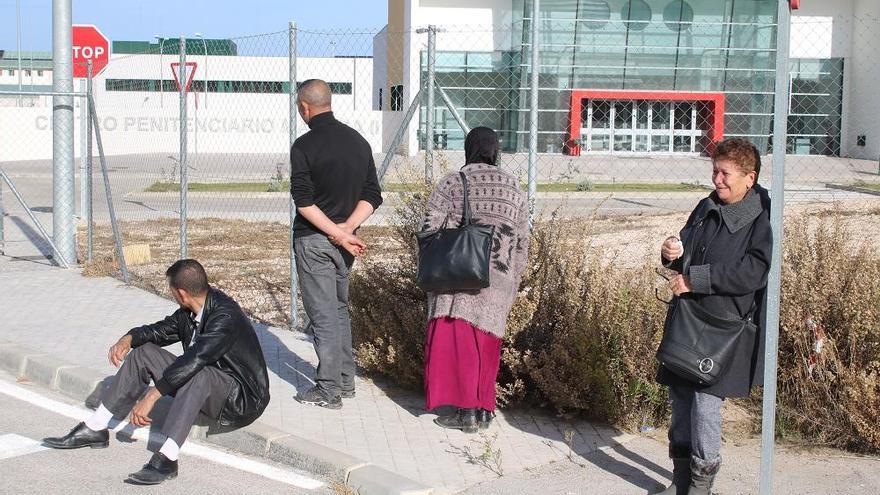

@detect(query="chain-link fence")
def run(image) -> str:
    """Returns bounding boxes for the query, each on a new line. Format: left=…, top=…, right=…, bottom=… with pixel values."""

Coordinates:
left=1, top=7, right=879, bottom=329
left=0, top=87, right=83, bottom=268
left=785, top=12, right=880, bottom=196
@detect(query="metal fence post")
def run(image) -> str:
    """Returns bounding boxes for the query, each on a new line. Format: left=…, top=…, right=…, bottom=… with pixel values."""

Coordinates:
left=178, top=36, right=188, bottom=260
left=79, top=77, right=87, bottom=219
left=288, top=21, right=300, bottom=331
left=88, top=94, right=129, bottom=283
left=425, top=25, right=436, bottom=184
left=527, top=0, right=541, bottom=227
left=759, top=2, right=792, bottom=494
left=0, top=180, right=4, bottom=256
left=86, top=61, right=94, bottom=261
left=52, top=0, right=77, bottom=265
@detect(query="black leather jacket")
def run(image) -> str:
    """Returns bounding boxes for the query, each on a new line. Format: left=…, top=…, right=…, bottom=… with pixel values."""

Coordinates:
left=127, top=288, right=270, bottom=427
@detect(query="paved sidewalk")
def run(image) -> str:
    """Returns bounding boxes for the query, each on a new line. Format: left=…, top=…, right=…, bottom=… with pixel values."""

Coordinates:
left=0, top=215, right=633, bottom=493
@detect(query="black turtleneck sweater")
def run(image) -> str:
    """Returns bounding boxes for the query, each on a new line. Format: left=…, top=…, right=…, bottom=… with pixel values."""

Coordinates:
left=290, top=112, right=383, bottom=237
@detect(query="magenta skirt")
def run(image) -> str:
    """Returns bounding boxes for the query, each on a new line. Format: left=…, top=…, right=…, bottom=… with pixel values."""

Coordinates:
left=424, top=317, right=502, bottom=412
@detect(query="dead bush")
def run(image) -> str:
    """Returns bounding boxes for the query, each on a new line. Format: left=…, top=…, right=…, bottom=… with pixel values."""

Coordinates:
left=349, top=188, right=669, bottom=427
left=351, top=192, right=880, bottom=448
left=775, top=213, right=880, bottom=452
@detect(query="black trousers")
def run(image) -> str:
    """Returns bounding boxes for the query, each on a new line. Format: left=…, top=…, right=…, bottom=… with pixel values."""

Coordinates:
left=101, top=343, right=233, bottom=446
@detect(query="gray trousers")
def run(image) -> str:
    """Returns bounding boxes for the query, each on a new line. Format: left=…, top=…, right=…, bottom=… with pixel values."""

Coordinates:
left=294, top=234, right=355, bottom=398
left=668, top=385, right=723, bottom=466
left=102, top=343, right=233, bottom=446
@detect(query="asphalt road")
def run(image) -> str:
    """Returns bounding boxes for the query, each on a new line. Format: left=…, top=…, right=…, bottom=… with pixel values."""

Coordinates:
left=1, top=153, right=876, bottom=225
left=0, top=370, right=334, bottom=495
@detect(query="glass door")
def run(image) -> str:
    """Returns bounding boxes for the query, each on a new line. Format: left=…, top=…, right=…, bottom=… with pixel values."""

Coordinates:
left=581, top=98, right=707, bottom=155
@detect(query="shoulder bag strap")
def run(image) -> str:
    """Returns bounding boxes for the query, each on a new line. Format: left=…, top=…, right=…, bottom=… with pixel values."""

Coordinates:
left=459, top=171, right=472, bottom=227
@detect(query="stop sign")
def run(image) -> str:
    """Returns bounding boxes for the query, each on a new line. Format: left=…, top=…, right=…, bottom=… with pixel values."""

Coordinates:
left=72, top=25, right=110, bottom=78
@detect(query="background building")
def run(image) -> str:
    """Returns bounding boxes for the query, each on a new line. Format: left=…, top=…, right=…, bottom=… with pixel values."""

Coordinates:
left=375, top=0, right=879, bottom=160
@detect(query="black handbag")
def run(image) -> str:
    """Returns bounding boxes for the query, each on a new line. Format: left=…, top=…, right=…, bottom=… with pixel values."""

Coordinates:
left=657, top=297, right=756, bottom=385
left=655, top=220, right=757, bottom=386
left=416, top=172, right=495, bottom=292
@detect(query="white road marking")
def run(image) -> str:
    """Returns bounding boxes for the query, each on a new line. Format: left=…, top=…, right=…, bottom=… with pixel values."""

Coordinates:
left=0, top=380, right=324, bottom=490
left=0, top=433, right=49, bottom=460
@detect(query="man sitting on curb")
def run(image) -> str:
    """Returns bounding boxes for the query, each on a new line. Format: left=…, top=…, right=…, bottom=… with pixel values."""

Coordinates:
left=43, top=259, right=270, bottom=485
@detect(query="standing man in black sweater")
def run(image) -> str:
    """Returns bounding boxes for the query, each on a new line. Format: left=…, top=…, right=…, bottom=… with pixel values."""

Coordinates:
left=290, top=79, right=383, bottom=409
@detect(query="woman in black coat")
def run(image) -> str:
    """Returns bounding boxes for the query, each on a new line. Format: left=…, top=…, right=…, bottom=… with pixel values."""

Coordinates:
left=652, top=138, right=772, bottom=495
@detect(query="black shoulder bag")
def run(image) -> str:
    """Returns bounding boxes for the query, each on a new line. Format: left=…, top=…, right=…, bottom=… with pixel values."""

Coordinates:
left=416, top=172, right=495, bottom=293
left=656, top=222, right=758, bottom=386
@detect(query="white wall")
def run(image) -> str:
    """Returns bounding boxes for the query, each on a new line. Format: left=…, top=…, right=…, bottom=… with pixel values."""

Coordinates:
left=372, top=27, right=389, bottom=111
left=791, top=0, right=854, bottom=58
left=791, top=0, right=879, bottom=159
left=1, top=53, right=384, bottom=161
left=0, top=68, right=52, bottom=87
left=845, top=0, right=880, bottom=159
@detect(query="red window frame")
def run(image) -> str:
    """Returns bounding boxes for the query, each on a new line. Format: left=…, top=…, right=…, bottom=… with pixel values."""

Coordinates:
left=565, top=90, right=726, bottom=156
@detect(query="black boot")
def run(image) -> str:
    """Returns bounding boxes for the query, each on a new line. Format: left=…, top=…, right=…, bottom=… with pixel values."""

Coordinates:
left=688, top=454, right=721, bottom=495
left=477, top=409, right=494, bottom=430
left=434, top=408, right=478, bottom=433
left=126, top=452, right=179, bottom=485
left=651, top=444, right=690, bottom=495
left=43, top=422, right=109, bottom=450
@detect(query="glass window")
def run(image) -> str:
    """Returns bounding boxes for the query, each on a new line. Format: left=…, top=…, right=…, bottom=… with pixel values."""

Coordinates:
left=663, top=1, right=693, bottom=32
left=673, top=135, right=691, bottom=152
left=621, top=0, right=652, bottom=32
left=652, top=135, right=670, bottom=152
left=652, top=102, right=670, bottom=130
left=435, top=52, right=466, bottom=69
left=635, top=101, right=650, bottom=129
left=614, top=101, right=633, bottom=129
left=614, top=134, right=633, bottom=152
left=591, top=134, right=610, bottom=151
left=581, top=1, right=611, bottom=30
left=390, top=84, right=403, bottom=111
left=674, top=102, right=693, bottom=130
left=592, top=100, right=611, bottom=128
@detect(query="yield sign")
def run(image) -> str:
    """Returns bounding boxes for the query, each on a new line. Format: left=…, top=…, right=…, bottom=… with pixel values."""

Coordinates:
left=170, top=62, right=198, bottom=92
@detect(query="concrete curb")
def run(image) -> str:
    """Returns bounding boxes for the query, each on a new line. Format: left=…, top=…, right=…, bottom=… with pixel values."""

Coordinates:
left=0, top=340, right=435, bottom=495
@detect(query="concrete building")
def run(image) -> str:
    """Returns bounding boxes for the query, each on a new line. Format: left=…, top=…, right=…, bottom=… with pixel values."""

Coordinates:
left=2, top=37, right=380, bottom=161
left=373, top=0, right=880, bottom=160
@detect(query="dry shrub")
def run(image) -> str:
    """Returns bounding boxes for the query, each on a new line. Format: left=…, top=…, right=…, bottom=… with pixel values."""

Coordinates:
left=776, top=212, right=880, bottom=451
left=504, top=216, right=668, bottom=426
left=349, top=181, right=431, bottom=388
left=351, top=188, right=880, bottom=446
left=350, top=187, right=669, bottom=426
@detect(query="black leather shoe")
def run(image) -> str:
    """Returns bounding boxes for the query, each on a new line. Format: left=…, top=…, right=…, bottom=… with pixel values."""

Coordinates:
left=477, top=409, right=495, bottom=430
left=43, top=422, right=109, bottom=449
left=434, top=408, right=478, bottom=433
left=126, top=453, right=178, bottom=485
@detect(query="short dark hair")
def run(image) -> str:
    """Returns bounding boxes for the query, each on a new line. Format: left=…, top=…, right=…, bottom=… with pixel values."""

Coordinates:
left=166, top=259, right=209, bottom=295
left=713, top=138, right=761, bottom=180
left=297, top=79, right=332, bottom=107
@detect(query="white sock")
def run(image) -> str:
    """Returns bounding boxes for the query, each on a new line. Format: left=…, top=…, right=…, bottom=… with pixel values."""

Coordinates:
left=159, top=437, right=180, bottom=461
left=84, top=404, right=113, bottom=431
